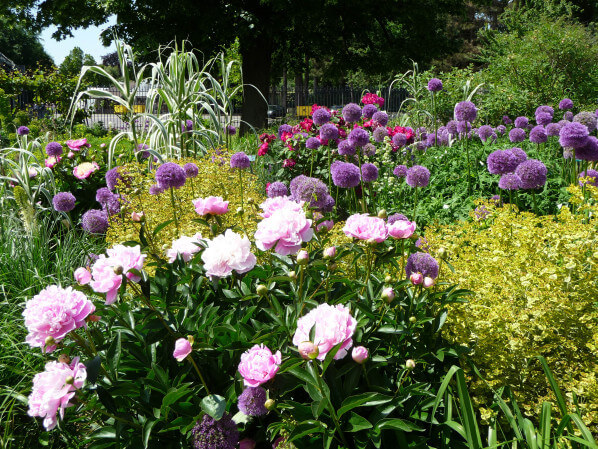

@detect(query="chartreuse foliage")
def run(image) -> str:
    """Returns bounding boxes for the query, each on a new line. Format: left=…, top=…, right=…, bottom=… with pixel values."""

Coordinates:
left=424, top=187, right=598, bottom=430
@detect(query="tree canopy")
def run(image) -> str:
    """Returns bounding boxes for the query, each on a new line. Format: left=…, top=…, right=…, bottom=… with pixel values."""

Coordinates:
left=0, top=16, right=52, bottom=68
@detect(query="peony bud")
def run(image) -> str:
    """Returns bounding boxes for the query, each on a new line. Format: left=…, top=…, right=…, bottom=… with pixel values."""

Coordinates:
left=352, top=346, right=369, bottom=364
left=297, top=250, right=309, bottom=265
left=410, top=273, right=423, bottom=285
left=44, top=336, right=55, bottom=347
left=64, top=376, right=74, bottom=385
left=437, top=247, right=447, bottom=258
left=423, top=277, right=435, bottom=288
left=113, top=265, right=124, bottom=275
left=67, top=151, right=75, bottom=159
left=256, top=284, right=268, bottom=296
left=298, top=341, right=319, bottom=360
left=131, top=211, right=145, bottom=222
left=88, top=314, right=101, bottom=322
left=405, top=359, right=416, bottom=370
left=239, top=439, right=256, bottom=449
left=381, top=287, right=395, bottom=303
left=74, top=267, right=91, bottom=285
left=187, top=335, right=195, bottom=345
left=173, top=337, right=192, bottom=362
left=409, top=316, right=417, bottom=323
left=384, top=275, right=392, bottom=284
left=264, top=399, right=276, bottom=410
left=100, top=143, right=107, bottom=149
left=377, top=209, right=388, bottom=219
left=323, top=246, right=336, bottom=259
left=58, top=354, right=71, bottom=364
left=288, top=271, right=297, bottom=280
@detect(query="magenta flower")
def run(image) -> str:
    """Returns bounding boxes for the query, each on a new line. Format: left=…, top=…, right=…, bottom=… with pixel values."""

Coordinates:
left=73, top=162, right=99, bottom=180
left=45, top=156, right=61, bottom=169
left=66, top=138, right=90, bottom=151
left=23, top=286, right=95, bottom=353
left=293, top=303, right=357, bottom=361
left=387, top=219, right=416, bottom=239
left=259, top=196, right=304, bottom=218
left=352, top=346, right=369, bottom=364
left=166, top=233, right=203, bottom=263
left=254, top=208, right=314, bottom=256
left=173, top=338, right=192, bottom=361
left=238, top=344, right=282, bottom=387
left=342, top=213, right=388, bottom=242
left=201, top=230, right=257, bottom=278
left=27, top=357, right=87, bottom=430
left=193, top=196, right=229, bottom=216
left=74, top=267, right=91, bottom=285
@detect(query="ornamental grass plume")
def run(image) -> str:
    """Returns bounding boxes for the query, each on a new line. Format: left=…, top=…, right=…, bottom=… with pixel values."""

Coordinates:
left=191, top=413, right=239, bottom=449
left=292, top=303, right=357, bottom=360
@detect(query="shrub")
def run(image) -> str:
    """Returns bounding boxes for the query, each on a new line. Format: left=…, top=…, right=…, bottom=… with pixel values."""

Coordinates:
left=424, top=190, right=598, bottom=428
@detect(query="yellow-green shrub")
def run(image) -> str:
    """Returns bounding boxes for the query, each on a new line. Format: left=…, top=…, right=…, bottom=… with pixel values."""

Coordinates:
left=424, top=187, right=598, bottom=429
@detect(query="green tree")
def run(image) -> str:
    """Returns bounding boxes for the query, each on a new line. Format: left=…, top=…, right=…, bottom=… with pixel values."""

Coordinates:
left=59, top=46, right=96, bottom=77
left=0, top=16, right=52, bottom=67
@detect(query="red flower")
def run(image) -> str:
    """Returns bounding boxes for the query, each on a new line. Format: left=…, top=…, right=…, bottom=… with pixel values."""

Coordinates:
left=258, top=142, right=269, bottom=156
left=283, top=158, right=296, bottom=168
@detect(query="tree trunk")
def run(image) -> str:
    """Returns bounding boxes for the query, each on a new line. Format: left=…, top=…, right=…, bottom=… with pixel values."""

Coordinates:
left=240, top=34, right=272, bottom=135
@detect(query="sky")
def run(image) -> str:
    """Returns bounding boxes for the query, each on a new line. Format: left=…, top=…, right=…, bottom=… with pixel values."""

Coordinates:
left=39, top=17, right=117, bottom=65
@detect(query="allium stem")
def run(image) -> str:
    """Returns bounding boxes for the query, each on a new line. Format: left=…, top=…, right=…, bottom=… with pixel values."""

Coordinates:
left=532, top=190, right=538, bottom=215
left=465, top=136, right=472, bottom=196
left=169, top=187, right=180, bottom=238
left=432, top=92, right=437, bottom=148
left=238, top=169, right=245, bottom=213
left=412, top=187, right=419, bottom=223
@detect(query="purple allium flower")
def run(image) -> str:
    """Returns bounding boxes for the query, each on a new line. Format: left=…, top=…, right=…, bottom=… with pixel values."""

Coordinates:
left=387, top=213, right=408, bottom=225
left=503, top=115, right=513, bottom=125
left=185, top=119, right=194, bottom=132
left=45, top=142, right=63, bottom=157
left=267, top=181, right=288, bottom=198
left=105, top=167, right=131, bottom=191
left=454, top=101, right=478, bottom=122
left=535, top=112, right=552, bottom=126
left=361, top=163, right=378, bottom=183
left=559, top=98, right=573, bottom=110
left=427, top=78, right=443, bottom=92
left=312, top=108, right=331, bottom=126
left=535, top=105, right=554, bottom=117
left=478, top=125, right=496, bottom=143
left=373, top=126, right=388, bottom=142
left=446, top=120, right=458, bottom=135
left=509, top=128, right=527, bottom=143
left=238, top=387, right=268, bottom=416
left=487, top=150, right=519, bottom=175
left=514, top=117, right=529, bottom=129
left=579, top=169, right=598, bottom=187
left=278, top=124, right=292, bottom=138
left=184, top=163, right=199, bottom=178
left=509, top=147, right=527, bottom=165
left=96, top=187, right=114, bottom=205
left=337, top=139, right=356, bottom=156
left=564, top=111, right=574, bottom=121
left=155, top=162, right=187, bottom=189
left=191, top=413, right=239, bottom=449
left=575, top=136, right=598, bottom=161
left=52, top=192, right=76, bottom=212
left=559, top=122, right=589, bottom=149
left=573, top=111, right=597, bottom=133
left=149, top=184, right=163, bottom=195
left=362, top=104, right=377, bottom=119
left=495, top=125, right=506, bottom=135
left=362, top=143, right=376, bottom=157
left=563, top=148, right=574, bottom=159
left=306, top=137, right=321, bottom=150
left=405, top=252, right=439, bottom=279
left=17, top=126, right=30, bottom=136
left=103, top=195, right=121, bottom=216
left=230, top=152, right=251, bottom=169
left=498, top=173, right=521, bottom=190
left=393, top=165, right=408, bottom=178
left=545, top=122, right=562, bottom=137
left=342, top=103, right=362, bottom=123
left=81, top=209, right=109, bottom=234
left=372, top=111, right=388, bottom=126
left=320, top=124, right=339, bottom=141
left=515, top=159, right=547, bottom=190
left=320, top=194, right=335, bottom=213
left=290, top=175, right=330, bottom=209
left=456, top=120, right=471, bottom=134
left=331, top=161, right=360, bottom=188
left=226, top=125, right=237, bottom=136
left=406, top=165, right=430, bottom=188
left=392, top=133, right=407, bottom=147
left=415, top=140, right=428, bottom=151
left=529, top=125, right=547, bottom=144
left=348, top=128, right=370, bottom=147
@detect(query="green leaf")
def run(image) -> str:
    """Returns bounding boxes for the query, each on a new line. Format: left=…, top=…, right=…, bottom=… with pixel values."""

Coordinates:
left=142, top=419, right=157, bottom=448
left=286, top=420, right=326, bottom=443
left=338, top=393, right=393, bottom=418
left=375, top=418, right=423, bottom=432
left=201, top=394, right=226, bottom=420
left=455, top=369, right=483, bottom=449
left=346, top=412, right=373, bottom=432
left=84, top=356, right=102, bottom=385
left=162, top=386, right=191, bottom=409
left=152, top=219, right=175, bottom=236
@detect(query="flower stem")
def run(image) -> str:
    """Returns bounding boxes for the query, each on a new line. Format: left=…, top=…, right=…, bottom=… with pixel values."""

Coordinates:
left=169, top=187, right=180, bottom=238
left=186, top=354, right=211, bottom=394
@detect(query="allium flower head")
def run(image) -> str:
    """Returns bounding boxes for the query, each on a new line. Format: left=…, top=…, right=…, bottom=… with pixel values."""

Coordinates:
left=342, top=103, right=362, bottom=123
left=182, top=162, right=199, bottom=178
left=509, top=147, right=527, bottom=165
left=105, top=166, right=131, bottom=191
left=45, top=142, right=63, bottom=157
left=446, top=120, right=458, bottom=135
left=373, top=126, right=388, bottom=142
left=238, top=344, right=281, bottom=387
left=546, top=122, right=563, bottom=137
left=342, top=213, right=387, bottom=242
left=230, top=152, right=251, bottom=169
left=392, top=133, right=407, bottom=147
left=372, top=111, right=389, bottom=126
left=191, top=413, right=239, bottom=449
left=515, top=159, right=547, bottom=189
left=167, top=233, right=203, bottom=263
left=405, top=252, right=439, bottom=279
left=456, top=120, right=471, bottom=134
left=535, top=112, right=552, bottom=126
left=201, top=230, right=256, bottom=278
left=277, top=124, right=292, bottom=138
left=559, top=98, right=573, bottom=110
left=290, top=175, right=330, bottom=210
left=575, top=136, right=598, bottom=161
left=331, top=161, right=360, bottom=188
left=362, top=104, right=377, bottom=119
left=312, top=108, right=331, bottom=125
left=387, top=213, right=408, bottom=224
left=305, top=137, right=321, bottom=150
left=155, top=162, right=187, bottom=189
left=529, top=125, right=547, bottom=144
left=267, top=181, right=288, bottom=198
left=535, top=105, right=554, bottom=117
left=509, top=128, right=527, bottom=143
left=406, top=165, right=430, bottom=187
left=564, top=111, right=574, bottom=121
left=514, top=116, right=529, bottom=129
left=17, top=126, right=30, bottom=136
left=454, top=101, right=478, bottom=122
left=81, top=209, right=108, bottom=234
left=23, top=286, right=95, bottom=352
left=52, top=192, right=76, bottom=212
left=579, top=169, right=598, bottom=187
left=319, top=123, right=339, bottom=141
left=226, top=125, right=237, bottom=135
left=573, top=111, right=597, bottom=133
left=559, top=122, right=589, bottom=149
left=238, top=387, right=268, bottom=416
left=427, top=78, right=443, bottom=92
left=478, top=125, right=496, bottom=143
left=361, top=163, right=378, bottom=183
left=348, top=127, right=370, bottom=147
left=495, top=125, right=506, bottom=135
left=498, top=173, right=521, bottom=190
left=293, top=303, right=357, bottom=360
left=149, top=184, right=163, bottom=195
left=337, top=139, right=356, bottom=156
left=503, top=115, right=513, bottom=125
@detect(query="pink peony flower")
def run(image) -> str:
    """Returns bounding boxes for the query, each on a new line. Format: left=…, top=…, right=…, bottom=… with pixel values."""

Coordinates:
left=298, top=341, right=319, bottom=360
left=238, top=344, right=282, bottom=387
left=410, top=273, right=423, bottom=285
left=73, top=162, right=99, bottom=180
left=387, top=220, right=416, bottom=239
left=23, top=286, right=95, bottom=353
left=352, top=346, right=369, bottom=364
left=67, top=151, right=75, bottom=159
left=259, top=196, right=304, bottom=218
left=316, top=219, right=334, bottom=232
left=323, top=246, right=336, bottom=259
left=193, top=196, right=229, bottom=216
left=45, top=156, right=61, bottom=168
left=201, top=230, right=256, bottom=278
left=29, top=167, right=38, bottom=178
left=74, top=267, right=91, bottom=285
left=254, top=208, right=314, bottom=256
left=342, top=213, right=388, bottom=242
left=423, top=277, right=435, bottom=288
left=107, top=244, right=146, bottom=282
left=292, top=303, right=357, bottom=361
left=27, top=357, right=86, bottom=430
left=66, top=138, right=90, bottom=151
left=173, top=338, right=192, bottom=361
left=166, top=233, right=203, bottom=263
